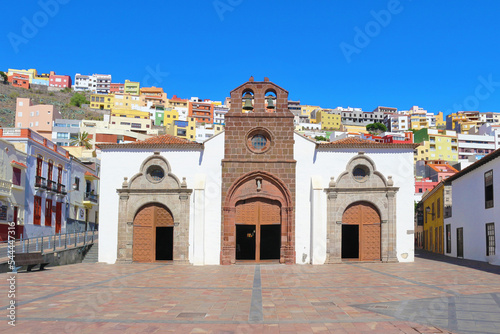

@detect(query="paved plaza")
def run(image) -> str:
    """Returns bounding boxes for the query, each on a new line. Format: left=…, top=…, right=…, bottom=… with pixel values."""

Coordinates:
left=1, top=251, right=500, bottom=333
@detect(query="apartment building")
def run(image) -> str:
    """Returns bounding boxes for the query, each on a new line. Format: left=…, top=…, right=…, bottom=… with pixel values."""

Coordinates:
left=414, top=128, right=458, bottom=162
left=188, top=100, right=214, bottom=124
left=52, top=119, right=81, bottom=147
left=123, top=80, right=140, bottom=95
left=15, top=98, right=62, bottom=140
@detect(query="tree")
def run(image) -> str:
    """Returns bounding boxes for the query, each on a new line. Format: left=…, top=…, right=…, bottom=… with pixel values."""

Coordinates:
left=0, top=71, right=8, bottom=83
left=70, top=131, right=92, bottom=149
left=366, top=122, right=387, bottom=134
left=70, top=93, right=89, bottom=107
left=314, top=135, right=328, bottom=142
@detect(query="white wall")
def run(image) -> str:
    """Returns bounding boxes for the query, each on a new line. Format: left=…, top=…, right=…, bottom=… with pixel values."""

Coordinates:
left=445, top=157, right=500, bottom=263
left=294, top=134, right=415, bottom=264
left=98, top=133, right=223, bottom=264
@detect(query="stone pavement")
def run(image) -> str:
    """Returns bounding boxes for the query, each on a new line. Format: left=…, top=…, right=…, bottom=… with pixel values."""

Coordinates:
left=1, top=250, right=499, bottom=333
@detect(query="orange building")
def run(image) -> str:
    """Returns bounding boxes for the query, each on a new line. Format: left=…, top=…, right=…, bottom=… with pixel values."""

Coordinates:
left=140, top=87, right=167, bottom=108
left=188, top=101, right=214, bottom=123
left=8, top=73, right=30, bottom=89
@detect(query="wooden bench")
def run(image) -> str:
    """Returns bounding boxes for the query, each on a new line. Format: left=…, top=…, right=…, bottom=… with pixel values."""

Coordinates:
left=14, top=253, right=49, bottom=272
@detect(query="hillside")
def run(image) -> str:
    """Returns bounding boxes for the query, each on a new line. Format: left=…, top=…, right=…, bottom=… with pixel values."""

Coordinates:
left=0, top=83, right=104, bottom=128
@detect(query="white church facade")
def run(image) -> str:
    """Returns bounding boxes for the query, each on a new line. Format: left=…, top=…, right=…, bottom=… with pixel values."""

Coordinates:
left=98, top=78, right=417, bottom=265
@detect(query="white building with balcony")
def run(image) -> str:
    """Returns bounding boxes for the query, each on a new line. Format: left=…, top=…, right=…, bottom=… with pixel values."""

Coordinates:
left=0, top=139, right=27, bottom=241
left=457, top=133, right=496, bottom=160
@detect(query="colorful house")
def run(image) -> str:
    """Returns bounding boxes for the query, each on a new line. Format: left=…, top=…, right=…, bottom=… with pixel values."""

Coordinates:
left=49, top=73, right=72, bottom=89
left=90, top=94, right=114, bottom=110
left=124, top=80, right=140, bottom=95
left=421, top=182, right=445, bottom=254
left=8, top=73, right=30, bottom=89
left=15, top=98, right=62, bottom=140
left=414, top=128, right=458, bottom=162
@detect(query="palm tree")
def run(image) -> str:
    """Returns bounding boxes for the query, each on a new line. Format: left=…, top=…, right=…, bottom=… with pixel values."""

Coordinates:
left=70, top=131, right=92, bottom=149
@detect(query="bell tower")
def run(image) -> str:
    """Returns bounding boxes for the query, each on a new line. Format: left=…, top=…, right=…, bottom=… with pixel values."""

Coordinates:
left=221, top=77, right=296, bottom=264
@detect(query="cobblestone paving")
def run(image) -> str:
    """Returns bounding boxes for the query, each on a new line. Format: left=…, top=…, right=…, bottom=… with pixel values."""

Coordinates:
left=1, top=251, right=499, bottom=333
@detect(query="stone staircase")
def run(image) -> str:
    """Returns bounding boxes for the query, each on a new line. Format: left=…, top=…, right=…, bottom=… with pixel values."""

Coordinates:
left=82, top=242, right=98, bottom=263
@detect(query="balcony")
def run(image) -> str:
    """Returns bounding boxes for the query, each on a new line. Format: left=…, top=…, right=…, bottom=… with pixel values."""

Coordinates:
left=84, top=192, right=99, bottom=207
left=0, top=180, right=12, bottom=197
left=35, top=176, right=47, bottom=189
left=47, top=180, right=57, bottom=192
left=57, top=183, right=67, bottom=195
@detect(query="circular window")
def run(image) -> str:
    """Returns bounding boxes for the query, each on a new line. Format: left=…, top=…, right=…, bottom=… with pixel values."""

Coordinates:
left=251, top=135, right=267, bottom=150
left=146, top=165, right=165, bottom=182
left=352, top=165, right=370, bottom=182
left=246, top=128, right=272, bottom=153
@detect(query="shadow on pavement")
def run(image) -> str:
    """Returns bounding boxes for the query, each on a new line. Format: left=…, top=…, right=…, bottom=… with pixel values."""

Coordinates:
left=415, top=248, right=500, bottom=275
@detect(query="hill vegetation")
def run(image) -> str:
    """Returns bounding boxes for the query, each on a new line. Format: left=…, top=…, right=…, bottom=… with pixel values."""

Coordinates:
left=0, top=83, right=104, bottom=128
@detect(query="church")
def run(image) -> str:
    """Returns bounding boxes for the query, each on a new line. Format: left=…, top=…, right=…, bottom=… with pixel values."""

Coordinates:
left=98, top=78, right=417, bottom=265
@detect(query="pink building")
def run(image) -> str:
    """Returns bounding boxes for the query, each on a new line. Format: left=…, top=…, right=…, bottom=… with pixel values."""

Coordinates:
left=49, top=72, right=72, bottom=89
left=15, top=98, right=62, bottom=140
left=111, top=83, right=124, bottom=93
left=415, top=177, right=439, bottom=194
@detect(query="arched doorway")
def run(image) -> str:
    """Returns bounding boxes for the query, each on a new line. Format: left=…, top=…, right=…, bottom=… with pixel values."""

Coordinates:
left=341, top=201, right=381, bottom=261
left=235, top=198, right=281, bottom=261
left=222, top=171, right=294, bottom=265
left=133, top=203, right=174, bottom=262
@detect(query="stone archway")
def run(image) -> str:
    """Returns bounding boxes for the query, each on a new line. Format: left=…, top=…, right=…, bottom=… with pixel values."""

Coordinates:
left=116, top=152, right=192, bottom=264
left=325, top=152, right=398, bottom=263
left=221, top=171, right=294, bottom=264
left=132, top=203, right=174, bottom=262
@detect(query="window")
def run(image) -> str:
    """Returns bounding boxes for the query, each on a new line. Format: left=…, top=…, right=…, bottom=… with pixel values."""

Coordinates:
left=34, top=196, right=42, bottom=225
left=486, top=223, right=495, bottom=256
left=437, top=198, right=441, bottom=218
left=431, top=202, right=435, bottom=220
left=12, top=167, right=21, bottom=186
left=74, top=177, right=80, bottom=191
left=47, top=160, right=53, bottom=182
left=446, top=224, right=451, bottom=253
left=18, top=112, right=22, bottom=117
left=45, top=199, right=52, bottom=226
left=36, top=155, right=43, bottom=177
left=485, top=170, right=494, bottom=209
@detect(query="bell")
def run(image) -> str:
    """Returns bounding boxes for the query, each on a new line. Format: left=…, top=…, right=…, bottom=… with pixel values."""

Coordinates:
left=242, top=92, right=254, bottom=111
left=243, top=99, right=254, bottom=111
left=266, top=96, right=275, bottom=109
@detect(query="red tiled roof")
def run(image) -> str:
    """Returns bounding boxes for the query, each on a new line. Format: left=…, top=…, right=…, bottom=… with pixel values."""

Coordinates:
left=11, top=160, right=27, bottom=168
left=97, top=134, right=202, bottom=149
left=317, top=137, right=420, bottom=149
left=427, top=163, right=459, bottom=174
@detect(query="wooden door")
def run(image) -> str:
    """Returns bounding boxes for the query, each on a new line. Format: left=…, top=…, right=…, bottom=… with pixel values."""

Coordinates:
left=457, top=228, right=463, bottom=258
left=133, top=204, right=174, bottom=262
left=235, top=198, right=281, bottom=261
left=342, top=202, right=381, bottom=261
left=55, top=203, right=62, bottom=234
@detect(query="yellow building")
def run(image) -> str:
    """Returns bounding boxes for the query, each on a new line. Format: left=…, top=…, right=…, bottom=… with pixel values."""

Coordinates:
left=446, top=111, right=480, bottom=133
left=316, top=110, right=341, bottom=130
left=410, top=114, right=429, bottom=130
left=162, top=109, right=180, bottom=127
left=124, top=80, right=140, bottom=95
left=414, top=128, right=458, bottom=162
left=300, top=105, right=321, bottom=119
left=112, top=93, right=141, bottom=110
left=90, top=94, right=114, bottom=110
left=109, top=108, right=152, bottom=133
left=435, top=111, right=446, bottom=128
left=421, top=183, right=444, bottom=254
left=165, top=117, right=196, bottom=141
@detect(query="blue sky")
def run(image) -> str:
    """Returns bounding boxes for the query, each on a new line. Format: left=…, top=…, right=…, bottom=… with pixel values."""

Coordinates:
left=2, top=0, right=500, bottom=115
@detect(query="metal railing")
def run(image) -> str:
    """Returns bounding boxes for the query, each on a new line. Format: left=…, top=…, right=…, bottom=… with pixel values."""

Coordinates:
left=35, top=175, right=47, bottom=189
left=0, top=230, right=98, bottom=262
left=84, top=192, right=98, bottom=203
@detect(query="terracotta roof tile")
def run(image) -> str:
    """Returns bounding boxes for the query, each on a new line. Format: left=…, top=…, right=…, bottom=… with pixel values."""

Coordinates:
left=11, top=160, right=27, bottom=168
left=97, top=134, right=202, bottom=149
left=318, top=137, right=420, bottom=149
